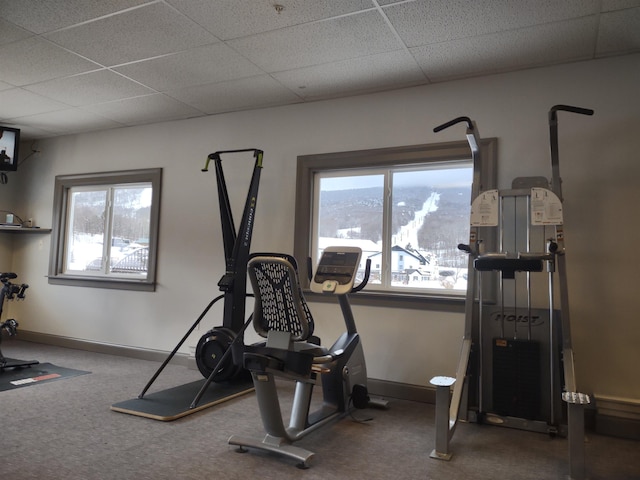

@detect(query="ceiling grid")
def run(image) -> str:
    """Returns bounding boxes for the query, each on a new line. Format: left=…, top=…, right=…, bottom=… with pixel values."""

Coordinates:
left=0, top=0, right=637, bottom=139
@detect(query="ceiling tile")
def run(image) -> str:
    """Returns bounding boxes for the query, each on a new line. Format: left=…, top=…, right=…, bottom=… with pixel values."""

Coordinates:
left=228, top=10, right=402, bottom=72
left=0, top=0, right=638, bottom=141
left=114, top=43, right=264, bottom=92
left=411, top=17, right=597, bottom=82
left=166, top=75, right=301, bottom=115
left=384, top=0, right=600, bottom=47
left=0, top=0, right=150, bottom=34
left=273, top=50, right=427, bottom=100
left=0, top=17, right=31, bottom=45
left=0, top=88, right=69, bottom=118
left=601, top=0, right=640, bottom=11
left=167, top=0, right=375, bottom=40
left=12, top=108, right=123, bottom=135
left=25, top=70, right=155, bottom=106
left=7, top=124, right=57, bottom=139
left=83, top=94, right=203, bottom=125
left=596, top=7, right=640, bottom=55
left=0, top=36, right=100, bottom=86
left=44, top=2, right=219, bottom=67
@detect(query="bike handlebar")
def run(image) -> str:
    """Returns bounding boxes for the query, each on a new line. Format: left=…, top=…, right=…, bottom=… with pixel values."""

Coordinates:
left=306, top=258, right=371, bottom=294
left=458, top=243, right=472, bottom=254
left=306, top=257, right=313, bottom=283
left=351, top=259, right=371, bottom=293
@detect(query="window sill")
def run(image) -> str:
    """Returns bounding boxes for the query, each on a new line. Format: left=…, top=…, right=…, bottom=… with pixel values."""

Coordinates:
left=48, top=275, right=155, bottom=292
left=303, top=288, right=465, bottom=313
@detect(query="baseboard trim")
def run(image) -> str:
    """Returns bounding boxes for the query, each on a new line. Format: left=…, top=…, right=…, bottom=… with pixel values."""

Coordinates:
left=593, top=394, right=640, bottom=440
left=14, top=331, right=640, bottom=440
left=17, top=330, right=189, bottom=367
left=17, top=331, right=434, bottom=402
left=595, top=414, right=640, bottom=441
left=368, top=378, right=436, bottom=404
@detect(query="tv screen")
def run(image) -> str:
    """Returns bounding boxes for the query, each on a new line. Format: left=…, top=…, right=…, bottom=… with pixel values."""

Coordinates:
left=0, top=126, right=20, bottom=172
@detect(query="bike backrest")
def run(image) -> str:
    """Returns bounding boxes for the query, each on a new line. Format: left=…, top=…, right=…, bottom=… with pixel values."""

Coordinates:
left=247, top=253, right=314, bottom=342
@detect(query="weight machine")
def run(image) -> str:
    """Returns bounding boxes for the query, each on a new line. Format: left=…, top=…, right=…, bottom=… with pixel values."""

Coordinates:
left=429, top=106, right=592, bottom=480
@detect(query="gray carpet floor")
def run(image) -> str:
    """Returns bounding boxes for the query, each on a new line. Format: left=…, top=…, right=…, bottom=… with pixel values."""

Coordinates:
left=1, top=339, right=638, bottom=480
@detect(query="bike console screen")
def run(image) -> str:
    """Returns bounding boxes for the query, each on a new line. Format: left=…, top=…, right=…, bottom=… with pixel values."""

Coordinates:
left=311, top=247, right=362, bottom=295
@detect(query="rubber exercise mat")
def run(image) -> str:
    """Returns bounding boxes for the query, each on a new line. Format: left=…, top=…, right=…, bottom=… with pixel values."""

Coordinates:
left=111, top=377, right=254, bottom=421
left=0, top=361, right=91, bottom=391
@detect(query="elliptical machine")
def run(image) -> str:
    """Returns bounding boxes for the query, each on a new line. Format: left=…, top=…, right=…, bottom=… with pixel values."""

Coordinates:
left=228, top=246, right=388, bottom=468
left=0, top=272, right=37, bottom=370
left=133, top=149, right=262, bottom=407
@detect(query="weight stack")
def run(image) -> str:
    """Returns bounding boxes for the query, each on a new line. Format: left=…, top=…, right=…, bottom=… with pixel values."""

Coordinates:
left=492, top=338, right=541, bottom=420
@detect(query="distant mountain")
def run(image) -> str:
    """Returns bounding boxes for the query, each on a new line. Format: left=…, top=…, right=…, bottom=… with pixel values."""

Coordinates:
left=319, top=185, right=470, bottom=267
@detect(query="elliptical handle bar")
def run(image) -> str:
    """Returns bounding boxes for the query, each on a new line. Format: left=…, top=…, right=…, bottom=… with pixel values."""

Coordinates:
left=433, top=116, right=473, bottom=133
left=202, top=148, right=263, bottom=172
left=351, top=258, right=371, bottom=294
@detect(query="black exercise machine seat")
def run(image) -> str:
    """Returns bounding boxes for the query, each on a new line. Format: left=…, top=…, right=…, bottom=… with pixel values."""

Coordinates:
left=243, top=254, right=335, bottom=378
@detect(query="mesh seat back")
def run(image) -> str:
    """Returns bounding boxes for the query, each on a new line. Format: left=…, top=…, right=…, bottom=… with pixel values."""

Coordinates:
left=248, top=253, right=315, bottom=342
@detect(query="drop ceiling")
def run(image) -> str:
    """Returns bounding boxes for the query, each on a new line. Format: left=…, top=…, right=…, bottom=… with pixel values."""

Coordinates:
left=1, top=0, right=638, bottom=141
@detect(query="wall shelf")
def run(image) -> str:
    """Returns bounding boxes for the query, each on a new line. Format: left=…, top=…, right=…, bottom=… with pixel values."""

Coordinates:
left=0, top=227, right=51, bottom=234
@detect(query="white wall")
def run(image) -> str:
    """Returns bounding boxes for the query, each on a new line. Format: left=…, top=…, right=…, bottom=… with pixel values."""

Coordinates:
left=3, top=54, right=639, bottom=403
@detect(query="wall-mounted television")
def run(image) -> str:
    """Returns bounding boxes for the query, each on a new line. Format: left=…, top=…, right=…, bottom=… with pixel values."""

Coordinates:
left=0, top=126, right=20, bottom=172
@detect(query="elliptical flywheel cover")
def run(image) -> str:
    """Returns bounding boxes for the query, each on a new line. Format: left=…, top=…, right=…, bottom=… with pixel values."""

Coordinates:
left=195, top=327, right=240, bottom=382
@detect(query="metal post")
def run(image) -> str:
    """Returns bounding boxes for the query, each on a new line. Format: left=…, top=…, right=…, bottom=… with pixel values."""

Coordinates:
left=565, top=398, right=587, bottom=480
left=430, top=376, right=456, bottom=461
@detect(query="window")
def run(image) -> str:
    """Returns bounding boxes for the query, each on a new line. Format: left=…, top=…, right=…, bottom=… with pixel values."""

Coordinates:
left=294, top=140, right=496, bottom=306
left=49, top=169, right=161, bottom=291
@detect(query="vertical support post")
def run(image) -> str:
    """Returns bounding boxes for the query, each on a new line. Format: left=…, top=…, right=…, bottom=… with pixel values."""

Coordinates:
left=563, top=392, right=590, bottom=480
left=430, top=376, right=456, bottom=461
left=568, top=403, right=585, bottom=480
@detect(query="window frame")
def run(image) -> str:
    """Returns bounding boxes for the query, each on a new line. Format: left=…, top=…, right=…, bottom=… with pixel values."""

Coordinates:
left=294, top=139, right=497, bottom=310
left=48, top=168, right=162, bottom=292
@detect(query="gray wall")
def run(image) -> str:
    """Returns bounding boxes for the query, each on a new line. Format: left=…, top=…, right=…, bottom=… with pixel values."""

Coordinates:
left=2, top=54, right=639, bottom=414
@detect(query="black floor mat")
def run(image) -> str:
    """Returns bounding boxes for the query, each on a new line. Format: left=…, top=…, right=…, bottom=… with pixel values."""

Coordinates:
left=0, top=361, right=91, bottom=391
left=111, top=378, right=254, bottom=421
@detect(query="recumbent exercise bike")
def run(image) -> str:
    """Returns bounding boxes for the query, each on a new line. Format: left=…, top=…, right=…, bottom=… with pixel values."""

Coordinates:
left=228, top=246, right=388, bottom=468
